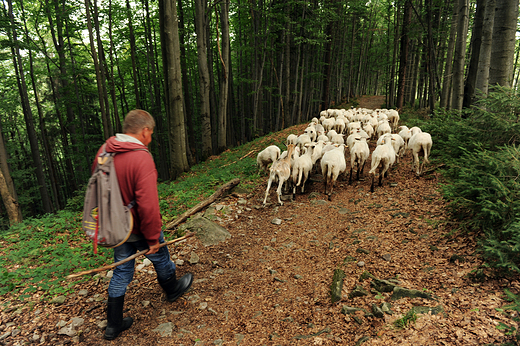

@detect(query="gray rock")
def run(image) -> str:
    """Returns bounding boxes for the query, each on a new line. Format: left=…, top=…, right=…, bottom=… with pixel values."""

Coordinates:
left=78, top=289, right=88, bottom=296
left=348, top=285, right=369, bottom=299
left=340, top=306, right=367, bottom=315
left=57, top=317, right=84, bottom=337
left=271, top=218, right=282, bottom=225
left=381, top=302, right=393, bottom=315
left=371, top=278, right=398, bottom=293
left=371, top=304, right=384, bottom=318
left=308, top=192, right=320, bottom=199
left=330, top=269, right=345, bottom=303
left=237, top=198, right=247, bottom=205
left=153, top=322, right=174, bottom=337
left=0, top=331, right=10, bottom=340
left=382, top=254, right=392, bottom=261
left=175, top=259, right=184, bottom=266
left=412, top=305, right=445, bottom=316
left=51, top=296, right=66, bottom=305
left=391, top=286, right=434, bottom=301
left=97, top=320, right=108, bottom=329
left=178, top=217, right=231, bottom=246
left=338, top=208, right=350, bottom=215
left=189, top=252, right=200, bottom=264
left=357, top=261, right=365, bottom=267
left=142, top=301, right=150, bottom=307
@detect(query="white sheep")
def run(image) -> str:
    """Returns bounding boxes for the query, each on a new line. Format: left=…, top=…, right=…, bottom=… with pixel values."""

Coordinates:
left=256, top=145, right=281, bottom=174
left=291, top=144, right=313, bottom=195
left=304, top=126, right=317, bottom=142
left=376, top=119, right=392, bottom=139
left=377, top=133, right=405, bottom=163
left=287, top=134, right=298, bottom=146
left=362, top=122, right=374, bottom=139
left=410, top=126, right=422, bottom=136
left=326, top=129, right=338, bottom=141
left=320, top=144, right=346, bottom=200
left=408, top=132, right=432, bottom=176
left=348, top=136, right=370, bottom=184
left=263, top=144, right=297, bottom=206
left=322, top=117, right=336, bottom=133
left=369, top=136, right=396, bottom=192
left=346, top=130, right=369, bottom=150
left=330, top=133, right=345, bottom=146
left=316, top=134, right=329, bottom=143
left=386, top=109, right=400, bottom=131
left=398, top=126, right=412, bottom=150
left=334, top=117, right=346, bottom=134
left=296, top=134, right=311, bottom=151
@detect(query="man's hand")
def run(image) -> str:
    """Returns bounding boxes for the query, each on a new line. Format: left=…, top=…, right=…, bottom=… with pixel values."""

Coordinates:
left=147, top=242, right=161, bottom=255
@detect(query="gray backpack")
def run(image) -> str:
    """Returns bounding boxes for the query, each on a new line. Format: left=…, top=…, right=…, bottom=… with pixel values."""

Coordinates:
left=82, top=145, right=143, bottom=253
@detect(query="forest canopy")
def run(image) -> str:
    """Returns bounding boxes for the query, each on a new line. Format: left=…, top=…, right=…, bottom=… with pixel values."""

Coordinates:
left=0, top=0, right=518, bottom=224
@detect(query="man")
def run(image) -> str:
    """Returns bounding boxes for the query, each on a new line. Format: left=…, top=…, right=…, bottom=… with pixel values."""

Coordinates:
left=92, top=109, right=193, bottom=340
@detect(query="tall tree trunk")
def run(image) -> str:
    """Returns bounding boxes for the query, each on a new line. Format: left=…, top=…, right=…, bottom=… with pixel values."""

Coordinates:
left=463, top=0, right=485, bottom=108
left=426, top=0, right=437, bottom=112
left=8, top=0, right=52, bottom=214
left=127, top=0, right=141, bottom=108
left=451, top=0, right=469, bottom=111
left=397, top=0, right=412, bottom=110
left=84, top=0, right=110, bottom=139
left=489, top=0, right=519, bottom=88
left=194, top=0, right=212, bottom=161
left=159, top=0, right=189, bottom=179
left=0, top=126, right=21, bottom=223
left=217, top=1, right=230, bottom=152
left=321, top=19, right=333, bottom=111
left=440, top=2, right=458, bottom=109
left=108, top=0, right=122, bottom=133
left=475, top=0, right=496, bottom=97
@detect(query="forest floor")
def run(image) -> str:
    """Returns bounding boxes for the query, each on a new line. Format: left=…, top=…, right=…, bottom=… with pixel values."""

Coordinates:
left=2, top=95, right=518, bottom=346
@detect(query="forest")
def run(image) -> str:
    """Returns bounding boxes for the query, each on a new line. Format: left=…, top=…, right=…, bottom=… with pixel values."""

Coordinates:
left=0, top=0, right=518, bottom=226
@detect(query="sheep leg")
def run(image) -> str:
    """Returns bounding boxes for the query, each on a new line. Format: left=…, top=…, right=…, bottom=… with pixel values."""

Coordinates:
left=276, top=179, right=284, bottom=206
left=263, top=175, right=274, bottom=205
left=370, top=173, right=375, bottom=193
left=348, top=167, right=353, bottom=185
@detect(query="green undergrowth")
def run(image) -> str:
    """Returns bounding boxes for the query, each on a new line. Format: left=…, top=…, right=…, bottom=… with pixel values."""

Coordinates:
left=0, top=128, right=291, bottom=301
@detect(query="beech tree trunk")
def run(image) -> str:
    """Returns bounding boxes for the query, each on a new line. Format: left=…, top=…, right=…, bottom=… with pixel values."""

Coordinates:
left=159, top=0, right=189, bottom=179
left=489, top=0, right=519, bottom=88
left=451, top=0, right=469, bottom=111
left=194, top=0, right=212, bottom=160
left=396, top=0, right=412, bottom=110
left=217, top=1, right=230, bottom=152
left=475, top=0, right=496, bottom=97
left=440, top=2, right=458, bottom=109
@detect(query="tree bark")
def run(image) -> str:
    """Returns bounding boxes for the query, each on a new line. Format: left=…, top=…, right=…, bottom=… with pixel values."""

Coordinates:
left=475, top=0, right=496, bottom=97
left=451, top=0, right=469, bottom=111
left=126, top=0, right=141, bottom=108
left=440, top=2, right=458, bottom=109
left=489, top=0, right=519, bottom=88
left=397, top=0, right=412, bottom=110
left=84, top=0, right=110, bottom=139
left=217, top=1, right=230, bottom=152
left=159, top=0, right=189, bottom=179
left=463, top=0, right=485, bottom=108
left=194, top=0, right=213, bottom=161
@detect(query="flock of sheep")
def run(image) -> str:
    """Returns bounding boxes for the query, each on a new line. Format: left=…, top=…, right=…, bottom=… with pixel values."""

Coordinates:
left=257, top=107, right=433, bottom=205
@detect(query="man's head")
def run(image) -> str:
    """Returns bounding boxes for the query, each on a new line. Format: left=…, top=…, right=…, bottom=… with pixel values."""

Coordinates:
left=123, top=109, right=155, bottom=146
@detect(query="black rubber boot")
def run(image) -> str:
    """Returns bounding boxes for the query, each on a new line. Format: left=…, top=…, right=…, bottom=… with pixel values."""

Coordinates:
left=159, top=272, right=193, bottom=302
left=104, top=295, right=133, bottom=340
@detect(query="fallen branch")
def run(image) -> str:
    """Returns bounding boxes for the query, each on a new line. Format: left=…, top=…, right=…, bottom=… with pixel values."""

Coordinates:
left=422, top=163, right=446, bottom=176
left=67, top=233, right=195, bottom=279
left=165, top=178, right=240, bottom=230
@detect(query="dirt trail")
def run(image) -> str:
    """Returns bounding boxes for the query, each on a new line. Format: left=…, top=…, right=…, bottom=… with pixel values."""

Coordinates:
left=2, top=96, right=516, bottom=346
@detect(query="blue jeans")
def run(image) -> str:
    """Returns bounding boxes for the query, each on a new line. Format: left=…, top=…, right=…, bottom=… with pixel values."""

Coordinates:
left=108, top=231, right=176, bottom=298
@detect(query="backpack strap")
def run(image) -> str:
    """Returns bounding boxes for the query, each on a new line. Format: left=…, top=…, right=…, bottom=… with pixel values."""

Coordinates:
left=98, top=144, right=146, bottom=210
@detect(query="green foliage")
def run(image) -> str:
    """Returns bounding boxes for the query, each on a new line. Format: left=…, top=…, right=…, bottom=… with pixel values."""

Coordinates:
left=0, top=211, right=110, bottom=298
left=403, top=88, right=520, bottom=274
left=393, top=310, right=417, bottom=329
left=495, top=289, right=520, bottom=343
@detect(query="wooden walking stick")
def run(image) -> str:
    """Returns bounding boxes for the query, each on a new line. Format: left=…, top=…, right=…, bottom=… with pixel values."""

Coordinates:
left=67, top=233, right=195, bottom=279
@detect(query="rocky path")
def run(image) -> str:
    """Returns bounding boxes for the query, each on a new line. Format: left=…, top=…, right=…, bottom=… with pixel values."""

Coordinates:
left=1, top=97, right=517, bottom=346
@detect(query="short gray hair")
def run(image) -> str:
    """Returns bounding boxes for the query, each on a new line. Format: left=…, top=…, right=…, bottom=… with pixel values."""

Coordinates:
left=123, top=109, right=156, bottom=134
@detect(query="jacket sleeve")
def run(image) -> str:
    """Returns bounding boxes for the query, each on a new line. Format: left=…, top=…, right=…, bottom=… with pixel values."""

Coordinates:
left=133, top=153, right=162, bottom=247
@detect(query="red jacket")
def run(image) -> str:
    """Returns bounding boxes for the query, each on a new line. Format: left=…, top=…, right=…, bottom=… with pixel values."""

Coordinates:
left=92, top=136, right=161, bottom=246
